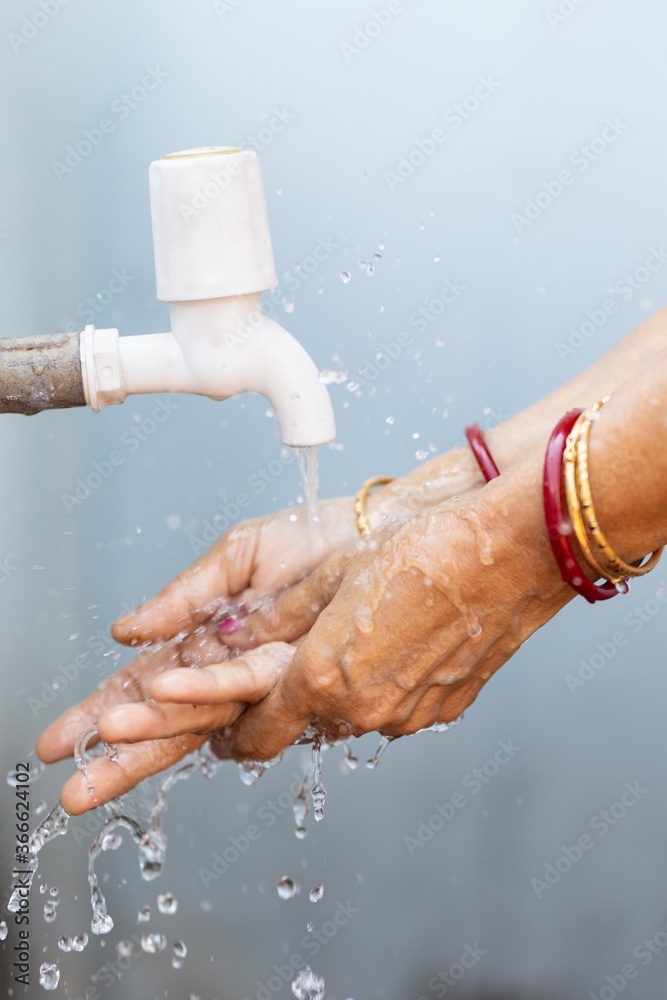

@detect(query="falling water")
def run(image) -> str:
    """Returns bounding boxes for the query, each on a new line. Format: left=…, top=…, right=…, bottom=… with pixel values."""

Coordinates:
left=295, top=445, right=320, bottom=519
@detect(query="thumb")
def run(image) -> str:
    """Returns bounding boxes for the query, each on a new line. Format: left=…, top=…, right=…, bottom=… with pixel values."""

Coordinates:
left=217, top=551, right=348, bottom=651
left=112, top=523, right=261, bottom=645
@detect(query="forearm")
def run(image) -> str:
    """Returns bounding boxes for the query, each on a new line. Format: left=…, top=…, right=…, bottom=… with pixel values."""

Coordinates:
left=370, top=307, right=667, bottom=522
left=478, top=349, right=667, bottom=601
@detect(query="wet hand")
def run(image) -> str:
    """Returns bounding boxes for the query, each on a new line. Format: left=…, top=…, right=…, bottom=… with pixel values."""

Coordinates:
left=214, top=460, right=572, bottom=761
left=35, top=621, right=292, bottom=814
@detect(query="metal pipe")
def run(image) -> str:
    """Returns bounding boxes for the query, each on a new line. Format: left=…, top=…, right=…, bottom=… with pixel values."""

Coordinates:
left=0, top=333, right=85, bottom=415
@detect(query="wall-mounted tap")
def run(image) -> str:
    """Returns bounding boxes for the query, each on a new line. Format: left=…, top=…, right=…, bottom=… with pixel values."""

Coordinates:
left=0, top=146, right=336, bottom=448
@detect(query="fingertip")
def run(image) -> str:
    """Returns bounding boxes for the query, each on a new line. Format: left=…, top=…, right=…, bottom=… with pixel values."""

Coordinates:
left=60, top=771, right=105, bottom=816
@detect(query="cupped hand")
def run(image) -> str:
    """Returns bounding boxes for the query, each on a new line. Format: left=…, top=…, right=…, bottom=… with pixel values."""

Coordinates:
left=35, top=618, right=293, bottom=814
left=209, top=459, right=574, bottom=761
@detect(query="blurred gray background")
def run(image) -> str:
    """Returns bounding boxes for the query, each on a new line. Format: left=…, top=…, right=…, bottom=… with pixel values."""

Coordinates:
left=2, top=0, right=667, bottom=997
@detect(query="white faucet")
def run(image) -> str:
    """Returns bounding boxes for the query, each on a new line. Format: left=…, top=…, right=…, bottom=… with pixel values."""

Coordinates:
left=79, top=146, right=336, bottom=448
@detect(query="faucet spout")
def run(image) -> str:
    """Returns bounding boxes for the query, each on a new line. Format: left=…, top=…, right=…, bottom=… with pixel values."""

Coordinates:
left=169, top=295, right=336, bottom=447
left=80, top=295, right=335, bottom=448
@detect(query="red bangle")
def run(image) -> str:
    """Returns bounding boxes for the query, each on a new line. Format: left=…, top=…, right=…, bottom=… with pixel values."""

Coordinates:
left=543, top=409, right=619, bottom=603
left=465, top=423, right=501, bottom=482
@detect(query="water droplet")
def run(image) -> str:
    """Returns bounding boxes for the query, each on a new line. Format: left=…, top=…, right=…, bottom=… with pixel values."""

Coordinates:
left=173, top=939, right=187, bottom=958
left=309, top=884, right=324, bottom=903
left=386, top=415, right=394, bottom=425
left=39, top=963, right=60, bottom=991
left=0, top=921, right=7, bottom=941
left=35, top=800, right=47, bottom=816
left=101, top=832, right=122, bottom=851
left=58, top=936, right=72, bottom=952
left=40, top=884, right=48, bottom=894
left=116, top=940, right=133, bottom=957
left=141, top=933, right=167, bottom=954
left=72, top=933, right=88, bottom=952
left=137, top=905, right=151, bottom=923
left=434, top=255, right=441, bottom=263
left=166, top=512, right=182, bottom=530
left=340, top=271, right=351, bottom=284
left=415, top=450, right=429, bottom=461
left=318, top=369, right=348, bottom=385
left=346, top=380, right=360, bottom=392
left=435, top=336, right=445, bottom=347
left=49, top=887, right=59, bottom=899
left=284, top=300, right=295, bottom=314
left=43, top=901, right=58, bottom=923
left=292, top=966, right=325, bottom=1000
left=468, top=622, right=482, bottom=638
left=157, top=892, right=177, bottom=915
left=277, top=877, right=298, bottom=900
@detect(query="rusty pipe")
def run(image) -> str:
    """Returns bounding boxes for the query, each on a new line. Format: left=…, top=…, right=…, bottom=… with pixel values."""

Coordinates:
left=0, top=333, right=86, bottom=415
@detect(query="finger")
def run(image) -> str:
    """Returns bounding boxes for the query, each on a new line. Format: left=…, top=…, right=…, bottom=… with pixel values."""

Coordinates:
left=36, top=648, right=173, bottom=764
left=97, top=644, right=290, bottom=742
left=111, top=522, right=261, bottom=645
left=60, top=734, right=206, bottom=816
left=218, top=554, right=347, bottom=651
left=151, top=642, right=292, bottom=704
left=226, top=644, right=316, bottom=761
left=96, top=700, right=244, bottom=744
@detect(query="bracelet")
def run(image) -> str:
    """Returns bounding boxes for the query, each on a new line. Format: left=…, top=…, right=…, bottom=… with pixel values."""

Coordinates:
left=465, top=423, right=501, bottom=482
left=573, top=401, right=663, bottom=579
left=543, top=409, right=619, bottom=603
left=354, top=476, right=395, bottom=536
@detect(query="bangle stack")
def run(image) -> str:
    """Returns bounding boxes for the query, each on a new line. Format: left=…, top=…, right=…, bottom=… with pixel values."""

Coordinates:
left=544, top=399, right=663, bottom=603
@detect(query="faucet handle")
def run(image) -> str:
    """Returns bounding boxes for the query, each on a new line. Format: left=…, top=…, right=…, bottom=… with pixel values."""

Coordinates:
left=149, top=147, right=278, bottom=304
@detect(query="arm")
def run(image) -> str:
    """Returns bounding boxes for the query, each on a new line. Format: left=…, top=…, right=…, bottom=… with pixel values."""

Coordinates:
left=207, top=348, right=667, bottom=760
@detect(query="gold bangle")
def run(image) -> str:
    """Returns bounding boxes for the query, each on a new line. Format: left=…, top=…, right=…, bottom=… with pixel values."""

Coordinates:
left=575, top=401, right=663, bottom=578
left=562, top=410, right=623, bottom=582
left=354, top=476, right=395, bottom=536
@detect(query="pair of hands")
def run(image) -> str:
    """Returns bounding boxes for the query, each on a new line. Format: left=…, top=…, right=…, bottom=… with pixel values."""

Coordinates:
left=37, top=450, right=570, bottom=816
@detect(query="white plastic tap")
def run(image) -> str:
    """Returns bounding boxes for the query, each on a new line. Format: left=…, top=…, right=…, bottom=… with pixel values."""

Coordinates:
left=79, top=147, right=336, bottom=448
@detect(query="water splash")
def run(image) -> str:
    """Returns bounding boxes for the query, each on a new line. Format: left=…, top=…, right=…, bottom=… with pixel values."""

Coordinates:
left=277, top=876, right=298, bottom=900
left=157, top=891, right=177, bottom=915
left=365, top=735, right=393, bottom=769
left=39, top=963, right=60, bottom=991
left=141, top=932, right=167, bottom=953
left=74, top=726, right=99, bottom=795
left=311, top=738, right=326, bottom=822
left=292, top=967, right=326, bottom=999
